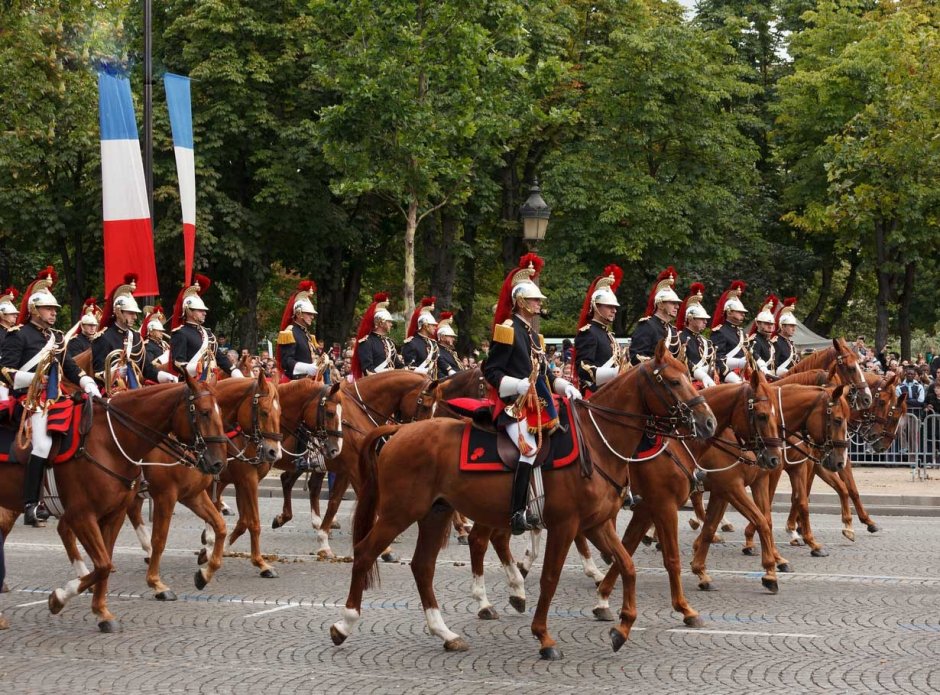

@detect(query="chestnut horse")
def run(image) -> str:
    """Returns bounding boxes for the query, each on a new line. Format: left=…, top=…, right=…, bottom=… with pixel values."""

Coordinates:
left=689, top=383, right=851, bottom=590
left=0, top=376, right=227, bottom=632
left=331, top=342, right=717, bottom=660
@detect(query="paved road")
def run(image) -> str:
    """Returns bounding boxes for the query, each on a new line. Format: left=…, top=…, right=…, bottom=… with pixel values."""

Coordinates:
left=0, top=499, right=938, bottom=694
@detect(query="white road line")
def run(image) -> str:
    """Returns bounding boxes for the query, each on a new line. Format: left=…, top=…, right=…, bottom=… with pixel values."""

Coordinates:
left=668, top=628, right=818, bottom=639
left=245, top=604, right=298, bottom=618
left=14, top=599, right=49, bottom=608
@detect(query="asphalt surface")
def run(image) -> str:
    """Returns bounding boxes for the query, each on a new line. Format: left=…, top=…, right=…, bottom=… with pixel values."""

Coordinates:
left=0, top=498, right=938, bottom=694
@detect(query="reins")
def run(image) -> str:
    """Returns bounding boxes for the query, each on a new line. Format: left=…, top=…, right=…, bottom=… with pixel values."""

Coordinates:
left=224, top=381, right=284, bottom=465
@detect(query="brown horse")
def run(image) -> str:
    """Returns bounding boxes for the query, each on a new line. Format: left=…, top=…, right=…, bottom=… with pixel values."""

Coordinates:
left=269, top=371, right=438, bottom=559
left=0, top=376, right=228, bottom=632
left=331, top=342, right=716, bottom=660
left=92, top=372, right=282, bottom=599
left=467, top=370, right=782, bottom=627
left=689, top=383, right=851, bottom=590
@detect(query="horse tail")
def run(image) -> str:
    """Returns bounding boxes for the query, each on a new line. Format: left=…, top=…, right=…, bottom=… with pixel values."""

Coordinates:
left=353, top=424, right=402, bottom=590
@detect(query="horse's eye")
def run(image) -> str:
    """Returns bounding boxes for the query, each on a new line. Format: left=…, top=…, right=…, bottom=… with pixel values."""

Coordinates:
left=669, top=378, right=681, bottom=387
left=834, top=418, right=844, bottom=425
left=757, top=413, right=768, bottom=421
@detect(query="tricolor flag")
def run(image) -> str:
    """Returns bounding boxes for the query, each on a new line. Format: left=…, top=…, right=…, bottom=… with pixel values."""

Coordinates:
left=164, top=74, right=196, bottom=286
left=98, top=71, right=159, bottom=296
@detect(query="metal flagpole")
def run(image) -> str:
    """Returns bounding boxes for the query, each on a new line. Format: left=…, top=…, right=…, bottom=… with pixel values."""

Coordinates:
left=143, top=0, right=153, bottom=220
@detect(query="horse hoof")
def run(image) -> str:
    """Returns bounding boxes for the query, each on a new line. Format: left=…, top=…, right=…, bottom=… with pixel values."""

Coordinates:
left=711, top=534, right=723, bottom=544
left=698, top=582, right=716, bottom=592
left=200, top=529, right=208, bottom=545
left=260, top=568, right=279, bottom=579
left=380, top=551, right=399, bottom=563
left=867, top=523, right=880, bottom=533
left=654, top=542, right=662, bottom=552
left=789, top=538, right=804, bottom=547
left=593, top=607, right=615, bottom=622
left=330, top=520, right=341, bottom=530
left=457, top=535, right=469, bottom=546
left=508, top=596, right=526, bottom=614
left=1, top=581, right=9, bottom=593
left=48, top=590, right=65, bottom=615
left=317, top=549, right=335, bottom=560
left=761, top=577, right=779, bottom=594
left=741, top=546, right=756, bottom=556
left=98, top=620, right=119, bottom=633
left=0, top=615, right=9, bottom=630
left=477, top=606, right=499, bottom=621
left=640, top=536, right=653, bottom=546
left=777, top=563, right=792, bottom=573
left=810, top=548, right=829, bottom=558
left=194, top=570, right=208, bottom=590
left=155, top=590, right=177, bottom=602
left=516, top=562, right=529, bottom=579
left=444, top=637, right=470, bottom=652
left=197, top=549, right=208, bottom=566
left=272, top=517, right=284, bottom=530
left=684, top=615, right=705, bottom=628
left=329, top=625, right=347, bottom=646
left=539, top=646, right=564, bottom=661
left=688, top=518, right=701, bottom=530
left=720, top=522, right=735, bottom=533
left=842, top=529, right=856, bottom=542
left=609, top=628, right=627, bottom=653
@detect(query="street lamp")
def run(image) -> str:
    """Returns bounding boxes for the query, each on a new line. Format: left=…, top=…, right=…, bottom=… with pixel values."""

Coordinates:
left=519, top=178, right=551, bottom=249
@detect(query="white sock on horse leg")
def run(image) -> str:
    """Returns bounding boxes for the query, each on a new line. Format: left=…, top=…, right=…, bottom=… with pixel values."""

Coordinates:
left=424, top=608, right=459, bottom=643
left=134, top=523, right=153, bottom=557
left=72, top=559, right=90, bottom=579
left=502, top=562, right=525, bottom=602
left=581, top=554, right=605, bottom=582
left=471, top=574, right=492, bottom=611
left=332, top=607, right=360, bottom=638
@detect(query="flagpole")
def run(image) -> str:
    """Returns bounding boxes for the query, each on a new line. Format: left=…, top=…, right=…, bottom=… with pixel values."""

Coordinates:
left=143, top=0, right=153, bottom=220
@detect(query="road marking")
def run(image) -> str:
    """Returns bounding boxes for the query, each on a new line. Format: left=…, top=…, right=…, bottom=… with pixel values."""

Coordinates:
left=668, top=628, right=818, bottom=639
left=245, top=604, right=297, bottom=618
left=14, top=599, right=49, bottom=608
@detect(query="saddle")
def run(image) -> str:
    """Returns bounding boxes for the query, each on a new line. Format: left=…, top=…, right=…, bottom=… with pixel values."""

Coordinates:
left=0, top=394, right=89, bottom=465
left=455, top=397, right=581, bottom=473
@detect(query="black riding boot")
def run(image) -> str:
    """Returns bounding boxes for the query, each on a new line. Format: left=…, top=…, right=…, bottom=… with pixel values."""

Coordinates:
left=23, top=455, right=50, bottom=527
left=510, top=463, right=535, bottom=536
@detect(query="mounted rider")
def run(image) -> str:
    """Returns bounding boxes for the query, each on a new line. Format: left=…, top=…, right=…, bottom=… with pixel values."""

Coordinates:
left=402, top=296, right=439, bottom=377
left=66, top=298, right=101, bottom=360
left=435, top=312, right=463, bottom=378
left=93, top=274, right=176, bottom=392
left=677, top=282, right=716, bottom=388
left=482, top=253, right=581, bottom=535
left=140, top=305, right=170, bottom=376
left=351, top=292, right=403, bottom=379
left=169, top=274, right=244, bottom=381
left=0, top=287, right=20, bottom=352
left=748, top=294, right=778, bottom=379
left=573, top=264, right=624, bottom=396
left=772, top=297, right=800, bottom=376
left=711, top=280, right=749, bottom=383
left=0, top=266, right=102, bottom=526
left=629, top=266, right=682, bottom=365
left=277, top=280, right=329, bottom=382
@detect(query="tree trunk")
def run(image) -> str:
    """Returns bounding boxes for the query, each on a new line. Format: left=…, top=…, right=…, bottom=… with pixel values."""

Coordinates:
left=402, top=197, right=417, bottom=319
left=455, top=219, right=477, bottom=355
left=803, top=260, right=833, bottom=331
left=873, top=220, right=893, bottom=355
left=817, top=249, right=861, bottom=335
left=235, top=271, right=259, bottom=353
left=898, top=261, right=915, bottom=361
left=428, top=207, right=458, bottom=309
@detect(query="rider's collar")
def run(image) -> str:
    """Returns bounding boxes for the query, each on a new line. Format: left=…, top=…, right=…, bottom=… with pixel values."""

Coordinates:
left=513, top=312, right=533, bottom=329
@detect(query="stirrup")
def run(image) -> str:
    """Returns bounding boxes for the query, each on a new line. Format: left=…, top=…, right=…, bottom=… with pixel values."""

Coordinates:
left=510, top=510, right=537, bottom=536
left=622, top=491, right=642, bottom=510
left=24, top=503, right=49, bottom=526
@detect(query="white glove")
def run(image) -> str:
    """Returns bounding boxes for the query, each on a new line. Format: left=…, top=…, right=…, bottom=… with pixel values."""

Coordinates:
left=565, top=384, right=582, bottom=400
left=292, top=362, right=317, bottom=377
left=724, top=371, right=743, bottom=384
left=693, top=367, right=715, bottom=388
left=230, top=368, right=245, bottom=378
left=776, top=366, right=789, bottom=377
left=552, top=377, right=581, bottom=400
left=80, top=375, right=102, bottom=398
left=12, top=370, right=34, bottom=390
left=595, top=365, right=619, bottom=386
left=726, top=356, right=747, bottom=370
left=414, top=366, right=429, bottom=375
left=114, top=365, right=127, bottom=379
left=499, top=376, right=529, bottom=398
left=0, top=384, right=9, bottom=400
left=756, top=358, right=773, bottom=375
left=157, top=371, right=178, bottom=383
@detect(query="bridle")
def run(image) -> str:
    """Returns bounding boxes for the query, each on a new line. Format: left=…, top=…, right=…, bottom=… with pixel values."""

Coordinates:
left=225, top=382, right=284, bottom=465
left=704, top=384, right=783, bottom=468
left=851, top=379, right=901, bottom=446
left=777, top=387, right=849, bottom=470
left=342, top=378, right=437, bottom=431
left=281, top=383, right=342, bottom=462
left=835, top=351, right=871, bottom=410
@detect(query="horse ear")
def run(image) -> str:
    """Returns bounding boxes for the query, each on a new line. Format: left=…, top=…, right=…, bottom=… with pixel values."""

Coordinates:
left=257, top=367, right=266, bottom=389
left=828, top=362, right=838, bottom=379
left=329, top=382, right=341, bottom=396
left=832, top=384, right=846, bottom=401
left=750, top=368, right=762, bottom=389
left=832, top=337, right=841, bottom=351
left=183, top=370, right=198, bottom=392
left=655, top=339, right=666, bottom=362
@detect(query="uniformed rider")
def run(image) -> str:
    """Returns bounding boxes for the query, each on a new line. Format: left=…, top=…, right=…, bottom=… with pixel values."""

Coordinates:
left=351, top=292, right=403, bottom=379
left=277, top=280, right=329, bottom=382
left=630, top=266, right=682, bottom=365
left=169, top=275, right=244, bottom=380
left=402, top=296, right=439, bottom=377
left=435, top=312, right=463, bottom=378
left=483, top=254, right=581, bottom=535
left=0, top=287, right=20, bottom=352
left=573, top=264, right=624, bottom=396
left=141, top=305, right=171, bottom=375
left=0, top=267, right=101, bottom=526
left=748, top=295, right=778, bottom=378
left=772, top=297, right=800, bottom=376
left=711, top=280, right=749, bottom=383
left=66, top=298, right=101, bottom=360
left=677, top=283, right=716, bottom=388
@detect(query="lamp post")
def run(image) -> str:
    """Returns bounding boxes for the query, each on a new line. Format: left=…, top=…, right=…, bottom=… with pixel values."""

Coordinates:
left=519, top=179, right=551, bottom=332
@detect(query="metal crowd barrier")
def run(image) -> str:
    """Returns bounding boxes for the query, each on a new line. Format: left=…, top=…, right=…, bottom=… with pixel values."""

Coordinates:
left=849, top=412, right=940, bottom=480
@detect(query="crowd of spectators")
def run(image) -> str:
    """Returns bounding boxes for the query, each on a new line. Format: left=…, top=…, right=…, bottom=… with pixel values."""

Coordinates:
left=851, top=335, right=940, bottom=419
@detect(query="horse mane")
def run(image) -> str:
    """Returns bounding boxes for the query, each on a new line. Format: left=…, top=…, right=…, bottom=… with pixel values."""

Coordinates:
left=774, top=369, right=828, bottom=386
left=786, top=346, right=836, bottom=374
left=278, top=378, right=321, bottom=399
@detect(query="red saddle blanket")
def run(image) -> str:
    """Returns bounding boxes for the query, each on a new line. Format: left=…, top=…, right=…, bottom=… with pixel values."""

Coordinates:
left=0, top=399, right=85, bottom=465
left=458, top=396, right=580, bottom=473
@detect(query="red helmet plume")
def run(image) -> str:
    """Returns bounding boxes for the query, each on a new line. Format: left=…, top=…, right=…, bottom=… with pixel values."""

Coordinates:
left=711, top=280, right=747, bottom=330
left=676, top=282, right=706, bottom=331
left=279, top=279, right=318, bottom=331
left=351, top=292, right=391, bottom=379
left=492, top=254, right=545, bottom=329
left=407, top=296, right=436, bottom=339
left=17, top=266, right=58, bottom=325
left=644, top=266, right=679, bottom=317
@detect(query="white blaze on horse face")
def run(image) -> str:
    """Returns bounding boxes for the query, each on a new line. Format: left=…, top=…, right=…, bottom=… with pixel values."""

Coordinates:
left=471, top=574, right=492, bottom=611
left=333, top=607, right=360, bottom=638
left=331, top=404, right=343, bottom=456
left=424, top=608, right=460, bottom=643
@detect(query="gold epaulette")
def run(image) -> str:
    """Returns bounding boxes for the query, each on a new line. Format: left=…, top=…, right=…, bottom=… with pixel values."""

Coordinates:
left=637, top=316, right=649, bottom=322
left=5, top=325, right=20, bottom=332
left=172, top=325, right=184, bottom=332
left=492, top=320, right=514, bottom=345
left=93, top=328, right=106, bottom=339
left=357, top=335, right=369, bottom=343
left=578, top=323, right=591, bottom=332
left=712, top=324, right=723, bottom=331
left=403, top=336, right=414, bottom=344
left=538, top=334, right=546, bottom=350
left=277, top=329, right=295, bottom=345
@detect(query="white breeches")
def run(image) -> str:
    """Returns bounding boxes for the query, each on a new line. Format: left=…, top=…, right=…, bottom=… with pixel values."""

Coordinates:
left=505, top=421, right=537, bottom=465
left=30, top=410, right=52, bottom=459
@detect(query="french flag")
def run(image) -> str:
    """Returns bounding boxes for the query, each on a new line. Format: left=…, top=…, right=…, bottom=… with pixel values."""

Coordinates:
left=98, top=71, right=159, bottom=296
left=164, top=74, right=196, bottom=286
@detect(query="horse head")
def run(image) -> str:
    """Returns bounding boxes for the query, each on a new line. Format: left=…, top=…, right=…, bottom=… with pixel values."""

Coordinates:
left=806, top=384, right=851, bottom=472
left=868, top=372, right=904, bottom=453
left=746, top=369, right=783, bottom=469
left=316, top=382, right=344, bottom=459
left=178, top=373, right=229, bottom=476
left=644, top=340, right=716, bottom=439
left=832, top=337, right=872, bottom=410
left=237, top=370, right=283, bottom=464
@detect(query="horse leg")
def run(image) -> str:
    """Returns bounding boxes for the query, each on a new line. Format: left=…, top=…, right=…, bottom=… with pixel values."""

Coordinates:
left=815, top=464, right=855, bottom=541
left=518, top=528, right=542, bottom=577
left=841, top=459, right=879, bottom=532
left=453, top=511, right=470, bottom=544
left=746, top=466, right=781, bottom=552
left=530, top=522, right=578, bottom=660
left=574, top=533, right=605, bottom=583
left=186, top=491, right=226, bottom=590
left=789, top=464, right=826, bottom=556
left=595, top=504, right=653, bottom=623
left=55, top=519, right=90, bottom=579
left=690, top=492, right=728, bottom=591
left=126, top=495, right=153, bottom=564
left=723, top=483, right=780, bottom=593
left=144, top=492, right=178, bottom=600
left=468, top=524, right=497, bottom=619
left=749, top=473, right=790, bottom=572
left=652, top=505, right=702, bottom=626
left=88, top=506, right=129, bottom=632
left=583, top=519, right=637, bottom=654
left=688, top=490, right=705, bottom=530
left=411, top=506, right=469, bottom=652
left=492, top=529, right=526, bottom=614
left=233, top=468, right=277, bottom=578
left=271, top=468, right=302, bottom=529
left=313, top=470, right=347, bottom=559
